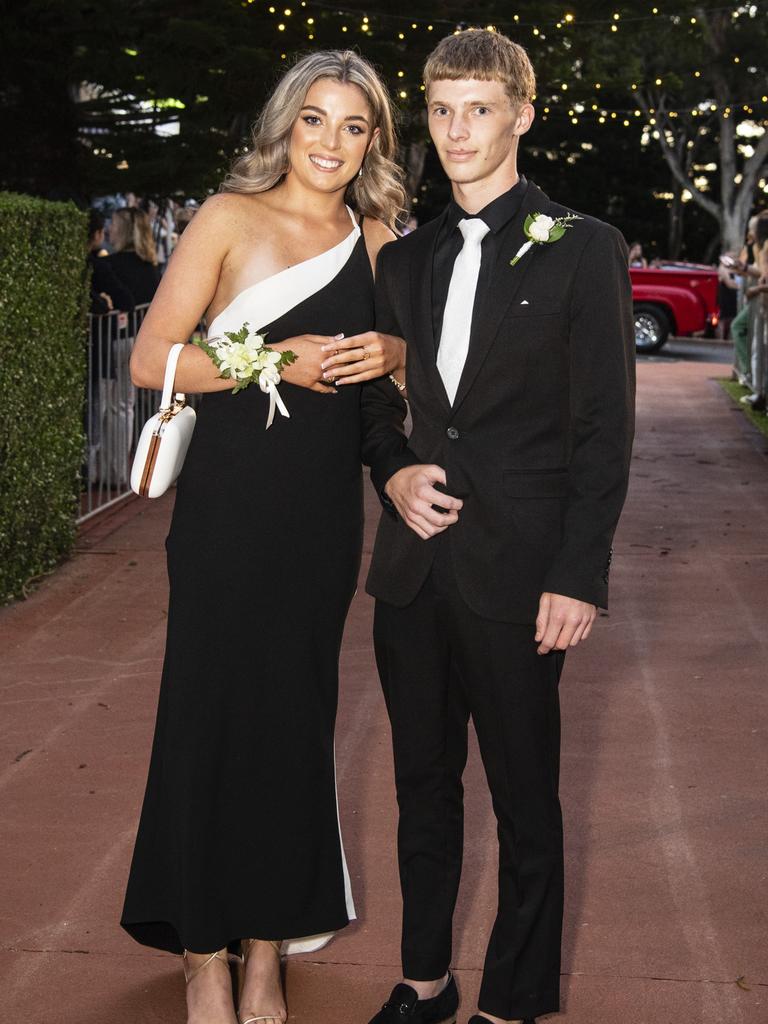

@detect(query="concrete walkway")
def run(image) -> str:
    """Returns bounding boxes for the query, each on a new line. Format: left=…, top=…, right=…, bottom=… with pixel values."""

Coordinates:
left=1, top=358, right=766, bottom=1024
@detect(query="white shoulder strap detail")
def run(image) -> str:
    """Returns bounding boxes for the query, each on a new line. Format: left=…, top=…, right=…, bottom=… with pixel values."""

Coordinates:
left=160, top=343, right=186, bottom=410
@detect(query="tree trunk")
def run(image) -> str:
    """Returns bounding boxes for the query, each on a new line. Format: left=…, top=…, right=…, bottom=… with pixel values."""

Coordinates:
left=668, top=182, right=684, bottom=258
left=721, top=206, right=747, bottom=253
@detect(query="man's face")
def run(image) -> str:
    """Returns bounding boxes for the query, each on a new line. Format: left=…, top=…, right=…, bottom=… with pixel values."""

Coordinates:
left=426, top=78, right=533, bottom=187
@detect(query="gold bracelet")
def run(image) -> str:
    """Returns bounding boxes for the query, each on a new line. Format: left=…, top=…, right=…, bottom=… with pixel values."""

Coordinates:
left=389, top=373, right=406, bottom=392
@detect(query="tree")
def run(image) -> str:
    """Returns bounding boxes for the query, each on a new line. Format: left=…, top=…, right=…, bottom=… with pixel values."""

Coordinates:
left=571, top=1, right=768, bottom=250
left=4, top=0, right=764, bottom=261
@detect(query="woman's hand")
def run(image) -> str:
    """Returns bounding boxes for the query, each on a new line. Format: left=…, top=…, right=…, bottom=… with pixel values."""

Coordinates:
left=272, top=334, right=339, bottom=394
left=319, top=331, right=406, bottom=385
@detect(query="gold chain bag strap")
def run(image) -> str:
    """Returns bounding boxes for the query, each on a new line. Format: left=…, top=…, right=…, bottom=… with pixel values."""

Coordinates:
left=130, top=342, right=196, bottom=498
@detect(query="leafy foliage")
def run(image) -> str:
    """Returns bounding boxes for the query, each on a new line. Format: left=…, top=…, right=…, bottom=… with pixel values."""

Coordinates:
left=193, top=321, right=298, bottom=394
left=0, top=193, right=89, bottom=604
left=2, top=2, right=766, bottom=255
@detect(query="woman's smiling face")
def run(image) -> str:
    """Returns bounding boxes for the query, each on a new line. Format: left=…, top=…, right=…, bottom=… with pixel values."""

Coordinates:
left=288, top=78, right=377, bottom=195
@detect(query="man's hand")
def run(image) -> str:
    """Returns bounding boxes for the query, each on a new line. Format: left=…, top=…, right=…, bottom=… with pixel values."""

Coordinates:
left=535, top=592, right=597, bottom=654
left=385, top=465, right=463, bottom=540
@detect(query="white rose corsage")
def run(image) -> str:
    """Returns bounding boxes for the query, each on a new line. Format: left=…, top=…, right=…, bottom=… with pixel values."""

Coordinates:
left=194, top=323, right=297, bottom=429
left=510, top=211, right=583, bottom=266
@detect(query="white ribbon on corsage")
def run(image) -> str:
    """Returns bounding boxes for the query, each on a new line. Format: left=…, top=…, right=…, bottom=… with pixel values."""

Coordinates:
left=259, top=368, right=290, bottom=429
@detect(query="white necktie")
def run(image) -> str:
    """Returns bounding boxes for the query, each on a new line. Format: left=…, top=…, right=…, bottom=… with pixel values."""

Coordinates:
left=437, top=217, right=491, bottom=405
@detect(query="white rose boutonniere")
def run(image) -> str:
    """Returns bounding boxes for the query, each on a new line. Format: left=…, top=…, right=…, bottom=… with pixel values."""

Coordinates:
left=510, top=211, right=583, bottom=266
left=194, top=322, right=298, bottom=429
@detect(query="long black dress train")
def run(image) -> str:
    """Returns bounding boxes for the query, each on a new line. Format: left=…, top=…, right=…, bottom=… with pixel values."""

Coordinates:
left=121, top=209, right=372, bottom=954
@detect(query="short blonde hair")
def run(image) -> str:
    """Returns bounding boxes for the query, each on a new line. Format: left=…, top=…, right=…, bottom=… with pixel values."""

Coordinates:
left=424, top=29, right=536, bottom=107
left=110, top=208, right=158, bottom=265
left=222, top=50, right=406, bottom=229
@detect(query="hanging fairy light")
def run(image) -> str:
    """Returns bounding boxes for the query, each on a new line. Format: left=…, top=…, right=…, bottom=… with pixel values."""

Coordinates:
left=241, top=1, right=768, bottom=132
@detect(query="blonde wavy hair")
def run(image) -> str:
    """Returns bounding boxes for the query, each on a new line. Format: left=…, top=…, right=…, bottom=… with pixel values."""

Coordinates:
left=110, top=208, right=158, bottom=265
left=222, top=50, right=406, bottom=229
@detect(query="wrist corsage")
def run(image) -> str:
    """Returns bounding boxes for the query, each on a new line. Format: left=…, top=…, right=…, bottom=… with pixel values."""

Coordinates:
left=194, top=322, right=297, bottom=429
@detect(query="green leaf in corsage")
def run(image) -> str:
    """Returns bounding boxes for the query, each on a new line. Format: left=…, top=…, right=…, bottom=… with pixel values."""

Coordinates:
left=193, top=321, right=298, bottom=427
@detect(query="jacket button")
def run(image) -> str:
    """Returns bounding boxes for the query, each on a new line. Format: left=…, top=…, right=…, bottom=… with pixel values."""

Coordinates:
left=446, top=426, right=460, bottom=440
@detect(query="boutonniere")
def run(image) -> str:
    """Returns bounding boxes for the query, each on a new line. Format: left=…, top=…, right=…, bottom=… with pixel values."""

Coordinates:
left=510, top=212, right=583, bottom=266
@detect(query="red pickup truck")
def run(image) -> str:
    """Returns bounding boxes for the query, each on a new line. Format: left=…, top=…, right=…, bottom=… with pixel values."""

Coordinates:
left=630, top=263, right=720, bottom=352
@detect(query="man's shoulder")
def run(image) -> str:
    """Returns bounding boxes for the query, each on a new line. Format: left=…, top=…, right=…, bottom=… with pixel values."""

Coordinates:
left=379, top=212, right=445, bottom=264
left=541, top=195, right=625, bottom=251
left=527, top=187, right=627, bottom=269
left=544, top=196, right=618, bottom=233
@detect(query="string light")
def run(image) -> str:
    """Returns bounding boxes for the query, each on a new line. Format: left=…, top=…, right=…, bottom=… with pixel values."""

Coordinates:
left=295, top=1, right=744, bottom=29
left=240, top=2, right=768, bottom=133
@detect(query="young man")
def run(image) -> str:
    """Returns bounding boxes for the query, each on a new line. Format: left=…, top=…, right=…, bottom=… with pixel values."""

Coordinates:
left=359, top=29, right=635, bottom=1024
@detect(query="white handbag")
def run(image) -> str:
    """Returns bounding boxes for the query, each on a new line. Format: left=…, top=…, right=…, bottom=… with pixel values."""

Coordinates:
left=130, top=342, right=196, bottom=499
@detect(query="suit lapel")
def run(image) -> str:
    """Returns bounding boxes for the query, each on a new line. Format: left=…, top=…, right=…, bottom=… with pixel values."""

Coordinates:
left=450, top=181, right=552, bottom=414
left=407, top=209, right=452, bottom=412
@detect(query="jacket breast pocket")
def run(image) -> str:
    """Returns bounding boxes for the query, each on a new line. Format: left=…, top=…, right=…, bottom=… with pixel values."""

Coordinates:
left=504, top=303, right=563, bottom=320
left=503, top=469, right=569, bottom=498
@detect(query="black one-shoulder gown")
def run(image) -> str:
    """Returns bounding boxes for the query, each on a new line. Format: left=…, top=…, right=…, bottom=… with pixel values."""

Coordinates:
left=122, top=220, right=372, bottom=954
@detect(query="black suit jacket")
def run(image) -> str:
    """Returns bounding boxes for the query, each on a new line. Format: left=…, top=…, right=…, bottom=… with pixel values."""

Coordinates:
left=361, top=180, right=635, bottom=623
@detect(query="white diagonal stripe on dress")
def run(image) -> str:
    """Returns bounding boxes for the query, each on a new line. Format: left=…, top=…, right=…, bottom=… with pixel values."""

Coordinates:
left=436, top=217, right=491, bottom=405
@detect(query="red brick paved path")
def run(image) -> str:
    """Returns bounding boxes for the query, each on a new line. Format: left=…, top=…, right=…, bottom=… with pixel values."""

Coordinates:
left=1, top=359, right=766, bottom=1023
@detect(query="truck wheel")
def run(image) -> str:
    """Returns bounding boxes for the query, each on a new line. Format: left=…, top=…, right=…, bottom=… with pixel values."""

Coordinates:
left=634, top=303, right=670, bottom=353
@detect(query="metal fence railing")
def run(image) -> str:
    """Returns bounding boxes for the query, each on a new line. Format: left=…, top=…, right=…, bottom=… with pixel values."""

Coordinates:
left=81, top=304, right=201, bottom=524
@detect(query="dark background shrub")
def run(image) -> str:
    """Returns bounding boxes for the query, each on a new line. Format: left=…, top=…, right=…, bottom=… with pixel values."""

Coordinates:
left=0, top=193, right=89, bottom=603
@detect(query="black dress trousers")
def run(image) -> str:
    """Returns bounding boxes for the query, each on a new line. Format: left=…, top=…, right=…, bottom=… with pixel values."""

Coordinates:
left=373, top=538, right=565, bottom=1021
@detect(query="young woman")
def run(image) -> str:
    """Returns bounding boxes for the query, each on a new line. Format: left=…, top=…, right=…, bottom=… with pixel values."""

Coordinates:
left=106, top=207, right=162, bottom=305
left=121, top=50, right=407, bottom=1024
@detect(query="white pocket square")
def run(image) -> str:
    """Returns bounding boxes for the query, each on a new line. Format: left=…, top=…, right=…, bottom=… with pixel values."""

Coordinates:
left=520, top=299, right=529, bottom=305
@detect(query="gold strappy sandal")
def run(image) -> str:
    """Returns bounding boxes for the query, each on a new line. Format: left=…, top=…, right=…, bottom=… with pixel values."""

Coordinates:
left=238, top=939, right=286, bottom=1024
left=183, top=948, right=231, bottom=985
left=183, top=948, right=236, bottom=1022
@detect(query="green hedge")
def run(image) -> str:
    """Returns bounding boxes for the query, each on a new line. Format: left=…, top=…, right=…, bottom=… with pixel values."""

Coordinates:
left=0, top=193, right=89, bottom=604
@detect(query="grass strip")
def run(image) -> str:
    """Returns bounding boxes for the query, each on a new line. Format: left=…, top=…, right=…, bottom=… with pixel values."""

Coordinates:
left=718, top=378, right=768, bottom=441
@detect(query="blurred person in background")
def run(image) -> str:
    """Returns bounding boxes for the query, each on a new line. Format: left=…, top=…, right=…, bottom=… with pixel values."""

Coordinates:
left=88, top=210, right=133, bottom=313
left=86, top=210, right=134, bottom=484
left=731, top=215, right=764, bottom=385
left=106, top=207, right=161, bottom=305
left=741, top=215, right=768, bottom=411
left=628, top=240, right=648, bottom=268
left=102, top=208, right=161, bottom=484
left=142, top=197, right=175, bottom=268
left=173, top=205, right=197, bottom=238
left=717, top=253, right=740, bottom=341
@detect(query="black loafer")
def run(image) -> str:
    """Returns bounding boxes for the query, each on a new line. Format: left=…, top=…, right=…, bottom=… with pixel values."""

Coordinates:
left=369, top=973, right=459, bottom=1023
left=467, top=1018, right=535, bottom=1024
